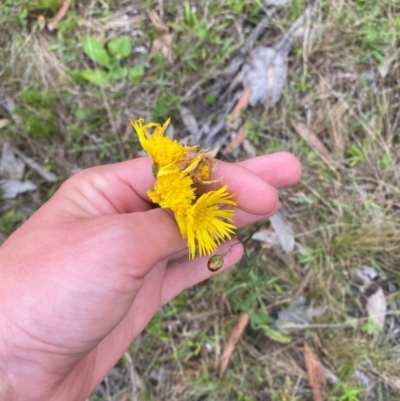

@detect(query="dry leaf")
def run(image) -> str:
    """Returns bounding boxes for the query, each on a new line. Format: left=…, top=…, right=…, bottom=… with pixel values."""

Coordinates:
left=304, top=343, right=326, bottom=401
left=366, top=285, right=386, bottom=336
left=0, top=94, right=20, bottom=124
left=180, top=106, right=199, bottom=138
left=223, top=85, right=251, bottom=155
left=105, top=14, right=141, bottom=31
left=252, top=230, right=280, bottom=245
left=354, top=368, right=373, bottom=389
left=151, top=33, right=173, bottom=64
left=1, top=143, right=25, bottom=180
left=1, top=180, right=37, bottom=199
left=352, top=265, right=379, bottom=286
left=269, top=210, right=295, bottom=253
left=231, top=85, right=251, bottom=120
left=242, top=139, right=257, bottom=158
left=273, top=296, right=325, bottom=331
left=12, top=148, right=57, bottom=183
left=291, top=119, right=338, bottom=172
left=222, top=128, right=246, bottom=155
left=326, top=101, right=345, bottom=159
left=377, top=56, right=394, bottom=78
left=147, top=8, right=168, bottom=32
left=243, top=47, right=286, bottom=108
left=219, top=313, right=249, bottom=378
left=165, top=121, right=175, bottom=139
left=264, top=0, right=289, bottom=5
left=0, top=119, right=9, bottom=129
left=147, top=8, right=173, bottom=64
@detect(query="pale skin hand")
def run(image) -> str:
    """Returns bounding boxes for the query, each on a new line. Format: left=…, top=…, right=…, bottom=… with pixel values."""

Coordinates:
left=0, top=152, right=301, bottom=401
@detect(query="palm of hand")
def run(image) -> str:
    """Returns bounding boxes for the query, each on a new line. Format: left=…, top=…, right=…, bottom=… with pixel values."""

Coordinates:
left=0, top=153, right=301, bottom=401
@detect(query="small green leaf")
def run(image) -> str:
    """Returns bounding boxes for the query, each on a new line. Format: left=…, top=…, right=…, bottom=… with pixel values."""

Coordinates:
left=81, top=69, right=110, bottom=86
left=205, top=93, right=217, bottom=106
left=261, top=325, right=291, bottom=344
left=108, top=36, right=132, bottom=59
left=128, top=65, right=145, bottom=82
left=69, top=70, right=86, bottom=83
left=108, top=64, right=127, bottom=81
left=80, top=37, right=111, bottom=68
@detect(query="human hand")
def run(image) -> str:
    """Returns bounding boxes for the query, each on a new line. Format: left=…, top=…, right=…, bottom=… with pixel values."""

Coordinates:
left=0, top=152, right=301, bottom=401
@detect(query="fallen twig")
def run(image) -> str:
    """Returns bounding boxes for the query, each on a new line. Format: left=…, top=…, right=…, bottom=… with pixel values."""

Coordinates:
left=47, top=0, right=71, bottom=31
left=12, top=148, right=57, bottom=183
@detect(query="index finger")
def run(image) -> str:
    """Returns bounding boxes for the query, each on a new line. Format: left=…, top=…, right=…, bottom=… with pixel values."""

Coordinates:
left=60, top=152, right=300, bottom=217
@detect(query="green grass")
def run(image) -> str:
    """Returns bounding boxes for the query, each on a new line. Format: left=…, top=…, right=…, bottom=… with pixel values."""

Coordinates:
left=1, top=0, right=400, bottom=400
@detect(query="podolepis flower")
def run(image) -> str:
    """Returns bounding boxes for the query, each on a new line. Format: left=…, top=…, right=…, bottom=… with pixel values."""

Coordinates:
left=181, top=186, right=237, bottom=259
left=147, top=169, right=196, bottom=214
left=131, top=117, right=238, bottom=259
left=130, top=118, right=197, bottom=175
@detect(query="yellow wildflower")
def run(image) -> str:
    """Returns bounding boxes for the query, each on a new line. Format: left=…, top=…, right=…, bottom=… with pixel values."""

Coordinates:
left=147, top=169, right=196, bottom=214
left=132, top=117, right=238, bottom=260
left=182, top=148, right=220, bottom=184
left=130, top=118, right=197, bottom=173
left=179, top=186, right=238, bottom=259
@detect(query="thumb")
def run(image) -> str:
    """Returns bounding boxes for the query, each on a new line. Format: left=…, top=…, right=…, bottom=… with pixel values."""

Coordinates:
left=93, top=208, right=188, bottom=276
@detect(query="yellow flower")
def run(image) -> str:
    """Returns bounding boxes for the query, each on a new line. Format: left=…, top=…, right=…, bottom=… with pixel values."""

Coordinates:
left=130, top=118, right=197, bottom=172
left=147, top=169, right=196, bottom=214
left=182, top=147, right=220, bottom=184
left=178, top=186, right=238, bottom=259
left=131, top=117, right=238, bottom=260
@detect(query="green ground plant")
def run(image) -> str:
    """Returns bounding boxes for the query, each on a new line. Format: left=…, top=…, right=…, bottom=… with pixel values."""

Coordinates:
left=74, top=35, right=145, bottom=85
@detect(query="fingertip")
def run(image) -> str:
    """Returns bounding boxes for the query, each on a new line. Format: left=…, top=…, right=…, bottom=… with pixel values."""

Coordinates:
left=276, top=151, right=302, bottom=186
left=214, top=162, right=279, bottom=216
left=238, top=151, right=302, bottom=189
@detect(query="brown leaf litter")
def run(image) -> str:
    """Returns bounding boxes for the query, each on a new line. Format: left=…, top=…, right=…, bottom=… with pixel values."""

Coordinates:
left=181, top=8, right=311, bottom=154
left=218, top=313, right=249, bottom=378
left=365, top=283, right=387, bottom=339
left=147, top=8, right=173, bottom=64
left=290, top=119, right=339, bottom=172
left=304, top=343, right=326, bottom=401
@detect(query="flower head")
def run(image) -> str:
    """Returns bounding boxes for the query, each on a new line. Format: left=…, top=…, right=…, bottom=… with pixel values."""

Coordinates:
left=147, top=169, right=196, bottom=214
left=182, top=148, right=220, bottom=184
left=180, top=186, right=237, bottom=259
left=130, top=118, right=197, bottom=172
left=132, top=117, right=238, bottom=260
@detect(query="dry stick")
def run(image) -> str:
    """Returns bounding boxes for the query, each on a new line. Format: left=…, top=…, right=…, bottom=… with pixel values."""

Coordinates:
left=47, top=0, right=71, bottom=31
left=12, top=147, right=57, bottom=183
